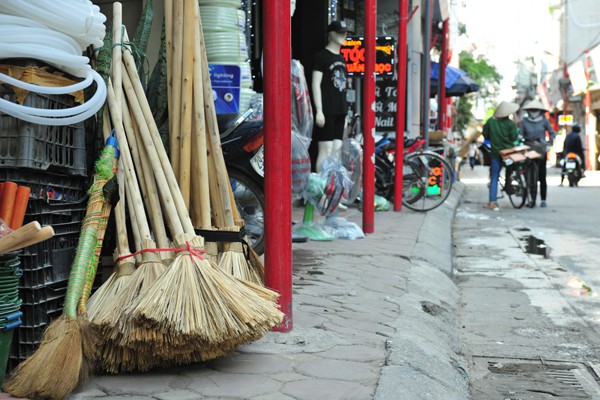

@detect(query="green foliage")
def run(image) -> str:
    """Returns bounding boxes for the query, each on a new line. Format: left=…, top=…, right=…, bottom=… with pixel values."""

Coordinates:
left=453, top=51, right=503, bottom=132
left=458, top=23, right=467, bottom=36
left=133, top=0, right=154, bottom=86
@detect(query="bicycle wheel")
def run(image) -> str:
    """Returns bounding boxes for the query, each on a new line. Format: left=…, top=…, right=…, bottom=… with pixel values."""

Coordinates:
left=525, top=161, right=538, bottom=206
left=402, top=151, right=454, bottom=212
left=506, top=168, right=527, bottom=208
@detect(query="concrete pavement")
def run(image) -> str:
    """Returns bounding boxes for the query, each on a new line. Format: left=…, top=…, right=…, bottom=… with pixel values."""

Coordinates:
left=2, top=184, right=469, bottom=400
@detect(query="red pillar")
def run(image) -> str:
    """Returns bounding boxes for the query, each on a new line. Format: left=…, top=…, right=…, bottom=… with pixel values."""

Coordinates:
left=362, top=0, right=377, bottom=232
left=584, top=52, right=591, bottom=170
left=393, top=0, right=409, bottom=211
left=263, top=0, right=292, bottom=331
left=438, top=19, right=449, bottom=131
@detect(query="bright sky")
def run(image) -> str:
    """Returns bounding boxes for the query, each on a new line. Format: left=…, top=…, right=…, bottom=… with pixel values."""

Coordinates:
left=450, top=0, right=560, bottom=100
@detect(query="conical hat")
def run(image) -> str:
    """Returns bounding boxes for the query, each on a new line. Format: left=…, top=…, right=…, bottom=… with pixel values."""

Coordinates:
left=522, top=99, right=547, bottom=111
left=494, top=101, right=519, bottom=118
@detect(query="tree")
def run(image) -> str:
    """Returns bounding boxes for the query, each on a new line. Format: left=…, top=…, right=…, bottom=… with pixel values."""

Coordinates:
left=453, top=51, right=502, bottom=132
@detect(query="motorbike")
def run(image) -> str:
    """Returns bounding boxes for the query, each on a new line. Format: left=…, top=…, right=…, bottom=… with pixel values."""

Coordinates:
left=560, top=152, right=584, bottom=187
left=219, top=109, right=265, bottom=255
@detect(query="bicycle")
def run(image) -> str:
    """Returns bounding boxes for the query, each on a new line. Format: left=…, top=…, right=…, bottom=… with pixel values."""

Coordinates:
left=497, top=145, right=540, bottom=209
left=345, top=113, right=454, bottom=212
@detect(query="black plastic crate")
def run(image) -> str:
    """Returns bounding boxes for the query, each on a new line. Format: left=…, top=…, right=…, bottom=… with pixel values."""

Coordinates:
left=19, top=291, right=64, bottom=327
left=18, top=282, right=67, bottom=306
left=0, top=168, right=88, bottom=203
left=0, top=84, right=87, bottom=176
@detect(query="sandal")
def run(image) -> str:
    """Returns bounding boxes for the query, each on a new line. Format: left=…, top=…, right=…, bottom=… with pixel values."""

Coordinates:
left=483, top=202, right=500, bottom=211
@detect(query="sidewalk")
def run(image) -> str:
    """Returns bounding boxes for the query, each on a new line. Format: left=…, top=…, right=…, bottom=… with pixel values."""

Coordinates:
left=4, top=185, right=470, bottom=400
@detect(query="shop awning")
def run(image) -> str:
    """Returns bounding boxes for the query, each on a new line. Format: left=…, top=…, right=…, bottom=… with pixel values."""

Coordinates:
left=430, top=62, right=480, bottom=97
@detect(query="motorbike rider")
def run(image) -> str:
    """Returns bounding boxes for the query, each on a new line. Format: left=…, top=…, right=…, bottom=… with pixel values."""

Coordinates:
left=560, top=123, right=585, bottom=186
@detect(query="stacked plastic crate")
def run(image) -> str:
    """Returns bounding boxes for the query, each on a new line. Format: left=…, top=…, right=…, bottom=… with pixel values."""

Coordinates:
left=0, top=75, right=88, bottom=370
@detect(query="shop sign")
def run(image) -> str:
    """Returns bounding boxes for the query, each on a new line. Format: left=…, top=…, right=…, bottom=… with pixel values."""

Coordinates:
left=341, top=37, right=395, bottom=76
left=375, top=75, right=397, bottom=132
left=558, top=114, right=573, bottom=126
left=208, top=64, right=241, bottom=114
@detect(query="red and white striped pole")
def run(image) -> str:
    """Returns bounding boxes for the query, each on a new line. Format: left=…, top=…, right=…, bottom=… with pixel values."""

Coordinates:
left=362, top=0, right=377, bottom=232
left=263, top=0, right=292, bottom=331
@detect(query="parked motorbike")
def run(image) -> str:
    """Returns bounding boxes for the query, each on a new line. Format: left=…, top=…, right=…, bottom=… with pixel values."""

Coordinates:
left=560, top=152, right=584, bottom=187
left=219, top=109, right=265, bottom=255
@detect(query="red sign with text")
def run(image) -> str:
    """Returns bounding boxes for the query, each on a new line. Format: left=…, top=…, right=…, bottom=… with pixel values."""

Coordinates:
left=341, top=36, right=395, bottom=76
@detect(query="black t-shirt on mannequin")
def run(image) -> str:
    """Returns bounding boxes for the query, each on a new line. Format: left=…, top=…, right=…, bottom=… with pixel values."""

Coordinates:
left=313, top=49, right=348, bottom=115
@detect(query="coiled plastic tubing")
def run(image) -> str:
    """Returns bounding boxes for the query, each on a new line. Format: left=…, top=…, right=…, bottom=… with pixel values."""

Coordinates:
left=0, top=0, right=107, bottom=126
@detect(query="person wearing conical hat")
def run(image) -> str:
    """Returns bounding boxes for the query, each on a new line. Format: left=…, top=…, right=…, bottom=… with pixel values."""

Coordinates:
left=482, top=101, right=519, bottom=210
left=521, top=99, right=555, bottom=208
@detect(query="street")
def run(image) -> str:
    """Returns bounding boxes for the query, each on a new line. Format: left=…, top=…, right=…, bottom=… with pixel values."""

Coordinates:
left=454, top=164, right=600, bottom=399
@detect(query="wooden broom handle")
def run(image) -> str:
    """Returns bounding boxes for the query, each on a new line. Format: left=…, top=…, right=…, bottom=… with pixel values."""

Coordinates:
left=0, top=221, right=41, bottom=254
left=102, top=107, right=131, bottom=256
left=122, top=29, right=195, bottom=235
left=191, top=0, right=211, bottom=229
left=169, top=0, right=184, bottom=179
left=112, top=2, right=124, bottom=117
left=121, top=61, right=187, bottom=236
left=3, top=226, right=54, bottom=254
left=177, top=0, right=195, bottom=210
left=122, top=91, right=170, bottom=250
left=107, top=80, right=153, bottom=242
left=197, top=13, right=235, bottom=227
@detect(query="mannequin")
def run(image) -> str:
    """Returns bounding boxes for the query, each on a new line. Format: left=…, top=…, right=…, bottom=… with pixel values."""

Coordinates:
left=312, top=20, right=349, bottom=172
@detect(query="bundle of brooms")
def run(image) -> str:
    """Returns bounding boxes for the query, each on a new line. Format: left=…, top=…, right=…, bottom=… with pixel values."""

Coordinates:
left=165, top=0, right=263, bottom=284
left=87, top=3, right=282, bottom=373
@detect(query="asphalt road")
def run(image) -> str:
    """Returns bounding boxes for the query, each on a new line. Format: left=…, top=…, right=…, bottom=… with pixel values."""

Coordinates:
left=453, top=165, right=600, bottom=399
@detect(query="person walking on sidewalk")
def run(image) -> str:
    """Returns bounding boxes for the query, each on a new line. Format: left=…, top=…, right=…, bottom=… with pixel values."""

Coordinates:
left=468, top=142, right=479, bottom=170
left=482, top=101, right=519, bottom=210
left=520, top=99, right=556, bottom=208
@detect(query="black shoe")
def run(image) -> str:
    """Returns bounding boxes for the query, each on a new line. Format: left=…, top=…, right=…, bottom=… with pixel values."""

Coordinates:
left=526, top=201, right=535, bottom=208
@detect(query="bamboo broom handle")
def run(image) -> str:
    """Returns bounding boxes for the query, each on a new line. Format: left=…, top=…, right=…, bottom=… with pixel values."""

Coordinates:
left=205, top=127, right=225, bottom=228
left=170, top=0, right=184, bottom=179
left=164, top=0, right=174, bottom=139
left=112, top=3, right=124, bottom=117
left=122, top=93, right=170, bottom=249
left=103, top=107, right=131, bottom=258
left=191, top=0, right=211, bottom=229
left=124, top=89, right=171, bottom=250
left=121, top=35, right=195, bottom=236
left=107, top=80, right=153, bottom=242
left=121, top=65, right=187, bottom=236
left=177, top=0, right=195, bottom=210
left=197, top=13, right=235, bottom=227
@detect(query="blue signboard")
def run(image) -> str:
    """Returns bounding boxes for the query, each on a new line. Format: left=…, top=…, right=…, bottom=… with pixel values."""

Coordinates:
left=208, top=64, right=241, bottom=114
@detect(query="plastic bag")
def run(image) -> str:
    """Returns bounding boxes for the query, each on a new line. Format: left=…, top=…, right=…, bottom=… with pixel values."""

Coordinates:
left=341, top=138, right=363, bottom=204
left=375, top=194, right=392, bottom=211
left=324, top=216, right=364, bottom=240
left=248, top=93, right=264, bottom=120
left=291, top=132, right=311, bottom=199
left=291, top=59, right=313, bottom=146
left=303, top=157, right=353, bottom=216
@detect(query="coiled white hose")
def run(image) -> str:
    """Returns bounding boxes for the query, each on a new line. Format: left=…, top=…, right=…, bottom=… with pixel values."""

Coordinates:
left=0, top=0, right=107, bottom=125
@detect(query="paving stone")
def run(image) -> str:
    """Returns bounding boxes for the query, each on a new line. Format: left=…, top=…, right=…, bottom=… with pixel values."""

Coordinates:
left=270, top=372, right=307, bottom=382
left=92, top=373, right=178, bottom=395
left=154, top=389, right=203, bottom=400
left=207, top=353, right=293, bottom=374
left=71, top=387, right=107, bottom=399
left=294, top=356, right=378, bottom=381
left=282, top=378, right=373, bottom=400
left=187, top=373, right=280, bottom=398
left=318, top=344, right=386, bottom=363
left=250, top=394, right=295, bottom=400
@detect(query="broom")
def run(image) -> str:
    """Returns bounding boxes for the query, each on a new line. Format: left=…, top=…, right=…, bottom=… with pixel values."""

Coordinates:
left=91, top=79, right=168, bottom=373
left=193, top=5, right=260, bottom=283
left=119, top=21, right=283, bottom=358
left=87, top=109, right=136, bottom=321
left=4, top=139, right=119, bottom=400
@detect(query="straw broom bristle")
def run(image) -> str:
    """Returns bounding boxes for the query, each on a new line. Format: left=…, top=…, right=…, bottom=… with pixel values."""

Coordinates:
left=87, top=259, right=136, bottom=320
left=131, top=234, right=284, bottom=352
left=3, top=317, right=88, bottom=400
left=217, top=226, right=262, bottom=285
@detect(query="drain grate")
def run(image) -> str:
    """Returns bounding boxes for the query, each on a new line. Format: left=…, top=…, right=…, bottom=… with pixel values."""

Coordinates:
left=473, top=357, right=600, bottom=399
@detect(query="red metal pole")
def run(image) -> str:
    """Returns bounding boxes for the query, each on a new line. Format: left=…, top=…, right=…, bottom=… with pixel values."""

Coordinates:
left=362, top=0, right=377, bottom=232
left=438, top=19, right=448, bottom=131
left=393, top=0, right=409, bottom=211
left=263, top=0, right=292, bottom=331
